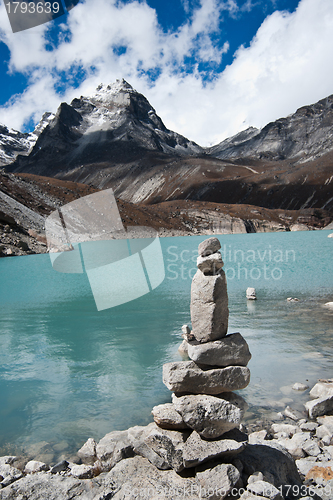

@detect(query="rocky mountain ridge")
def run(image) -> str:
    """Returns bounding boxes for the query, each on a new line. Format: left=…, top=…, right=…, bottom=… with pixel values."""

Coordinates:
left=0, top=112, right=55, bottom=166
left=4, top=80, right=201, bottom=179
left=1, top=80, right=333, bottom=253
left=209, top=94, right=333, bottom=163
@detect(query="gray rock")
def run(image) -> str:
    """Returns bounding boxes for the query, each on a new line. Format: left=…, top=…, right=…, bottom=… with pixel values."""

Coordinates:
left=276, top=431, right=311, bottom=457
left=0, top=472, right=94, bottom=500
left=182, top=325, right=191, bottom=335
left=246, top=287, right=256, bottom=300
left=77, top=437, right=97, bottom=465
left=163, top=361, right=250, bottom=394
left=310, top=381, right=333, bottom=399
left=271, top=424, right=298, bottom=437
left=190, top=269, right=229, bottom=342
left=247, top=480, right=283, bottom=500
left=182, top=429, right=247, bottom=468
left=196, top=463, right=240, bottom=500
left=127, top=423, right=179, bottom=470
left=317, top=416, right=333, bottom=434
left=24, top=460, right=49, bottom=474
left=300, top=422, right=318, bottom=432
left=236, top=442, right=302, bottom=498
left=151, top=403, right=188, bottom=430
left=96, top=429, right=133, bottom=470
left=172, top=392, right=247, bottom=438
left=247, top=471, right=275, bottom=485
left=0, top=457, right=17, bottom=466
left=248, top=430, right=268, bottom=444
left=302, top=440, right=321, bottom=457
left=284, top=406, right=304, bottom=421
left=104, top=455, right=201, bottom=499
left=187, top=332, right=251, bottom=367
left=239, top=493, right=269, bottom=500
left=316, top=424, right=333, bottom=440
left=178, top=339, right=189, bottom=356
left=295, top=456, right=318, bottom=476
left=196, top=252, right=223, bottom=275
left=198, top=237, right=221, bottom=257
left=181, top=325, right=194, bottom=342
left=144, top=426, right=189, bottom=472
left=128, top=426, right=169, bottom=470
left=0, top=463, right=24, bottom=487
left=68, top=463, right=94, bottom=479
left=305, top=395, right=333, bottom=418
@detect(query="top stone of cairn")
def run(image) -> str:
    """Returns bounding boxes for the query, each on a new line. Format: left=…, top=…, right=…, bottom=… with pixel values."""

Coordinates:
left=198, top=237, right=221, bottom=257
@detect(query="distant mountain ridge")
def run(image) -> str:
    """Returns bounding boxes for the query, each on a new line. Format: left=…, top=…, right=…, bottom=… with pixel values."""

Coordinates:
left=209, top=95, right=333, bottom=163
left=3, top=81, right=333, bottom=213
left=0, top=112, right=54, bottom=166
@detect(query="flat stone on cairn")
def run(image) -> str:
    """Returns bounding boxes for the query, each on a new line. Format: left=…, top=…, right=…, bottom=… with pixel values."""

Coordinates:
left=163, top=361, right=250, bottom=394
left=187, top=332, right=252, bottom=367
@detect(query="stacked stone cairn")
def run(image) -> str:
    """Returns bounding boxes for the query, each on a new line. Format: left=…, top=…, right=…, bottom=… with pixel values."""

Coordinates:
left=148, top=237, right=252, bottom=479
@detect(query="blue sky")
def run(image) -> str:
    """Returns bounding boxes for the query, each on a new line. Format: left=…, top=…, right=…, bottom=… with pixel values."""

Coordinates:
left=0, top=0, right=332, bottom=146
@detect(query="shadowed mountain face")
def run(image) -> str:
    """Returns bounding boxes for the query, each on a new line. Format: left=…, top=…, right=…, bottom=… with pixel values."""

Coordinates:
left=4, top=81, right=333, bottom=213
left=7, top=79, right=202, bottom=180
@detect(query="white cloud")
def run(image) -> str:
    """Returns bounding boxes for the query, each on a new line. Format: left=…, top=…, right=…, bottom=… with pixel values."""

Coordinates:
left=0, top=0, right=333, bottom=146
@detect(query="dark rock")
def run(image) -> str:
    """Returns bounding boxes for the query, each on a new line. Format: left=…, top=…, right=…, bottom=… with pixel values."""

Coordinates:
left=235, top=443, right=302, bottom=499
left=50, top=460, right=69, bottom=474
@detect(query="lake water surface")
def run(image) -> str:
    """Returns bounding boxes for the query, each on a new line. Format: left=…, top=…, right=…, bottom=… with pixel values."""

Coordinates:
left=0, top=230, right=332, bottom=462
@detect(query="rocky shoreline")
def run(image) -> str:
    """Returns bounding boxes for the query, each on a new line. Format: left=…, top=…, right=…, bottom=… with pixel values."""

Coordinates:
left=1, top=377, right=333, bottom=499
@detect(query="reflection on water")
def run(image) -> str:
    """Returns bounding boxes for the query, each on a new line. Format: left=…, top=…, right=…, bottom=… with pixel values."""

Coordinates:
left=0, top=230, right=332, bottom=461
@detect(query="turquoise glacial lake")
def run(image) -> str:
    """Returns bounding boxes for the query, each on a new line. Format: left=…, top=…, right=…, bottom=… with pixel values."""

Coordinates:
left=0, top=230, right=332, bottom=461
